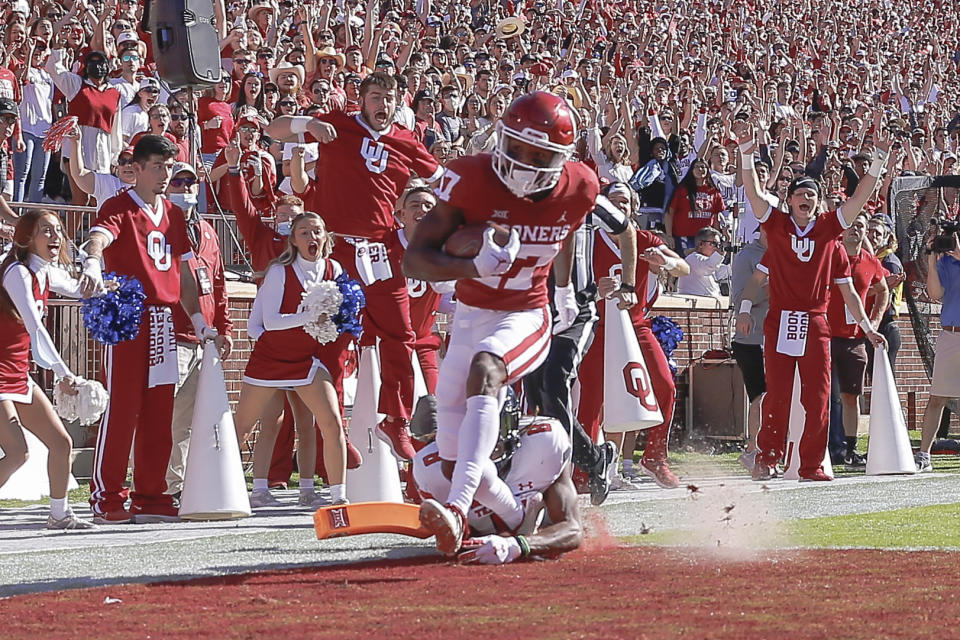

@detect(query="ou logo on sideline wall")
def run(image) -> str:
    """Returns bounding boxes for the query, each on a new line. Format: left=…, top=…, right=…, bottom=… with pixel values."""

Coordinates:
left=622, top=361, right=659, bottom=412
left=146, top=230, right=172, bottom=272
left=361, top=138, right=389, bottom=174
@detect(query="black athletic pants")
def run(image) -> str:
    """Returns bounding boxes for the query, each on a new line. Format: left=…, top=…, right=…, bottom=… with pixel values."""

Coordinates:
left=524, top=302, right=603, bottom=473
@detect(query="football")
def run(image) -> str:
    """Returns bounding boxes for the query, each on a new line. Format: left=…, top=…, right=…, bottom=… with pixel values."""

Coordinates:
left=443, top=223, right=511, bottom=258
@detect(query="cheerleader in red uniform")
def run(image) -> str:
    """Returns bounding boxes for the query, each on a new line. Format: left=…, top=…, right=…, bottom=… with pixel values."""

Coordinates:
left=0, top=211, right=96, bottom=529
left=234, top=213, right=348, bottom=506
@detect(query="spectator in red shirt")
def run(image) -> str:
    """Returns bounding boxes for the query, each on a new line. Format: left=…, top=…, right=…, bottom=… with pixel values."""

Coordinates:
left=208, top=113, right=276, bottom=215
left=233, top=72, right=266, bottom=119
left=665, top=159, right=725, bottom=255
left=198, top=74, right=236, bottom=166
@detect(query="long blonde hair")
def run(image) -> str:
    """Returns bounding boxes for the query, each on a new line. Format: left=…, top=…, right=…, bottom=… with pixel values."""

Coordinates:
left=262, top=212, right=335, bottom=276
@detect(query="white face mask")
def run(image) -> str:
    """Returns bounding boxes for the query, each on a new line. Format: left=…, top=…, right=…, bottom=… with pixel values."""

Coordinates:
left=169, top=192, right=198, bottom=210
left=276, top=221, right=292, bottom=236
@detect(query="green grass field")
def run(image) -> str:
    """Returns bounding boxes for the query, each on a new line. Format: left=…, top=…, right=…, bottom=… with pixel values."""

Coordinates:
left=627, top=503, right=960, bottom=550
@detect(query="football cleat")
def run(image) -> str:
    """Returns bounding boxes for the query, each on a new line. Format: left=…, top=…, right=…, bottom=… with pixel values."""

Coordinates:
left=588, top=441, right=619, bottom=506
left=419, top=499, right=466, bottom=556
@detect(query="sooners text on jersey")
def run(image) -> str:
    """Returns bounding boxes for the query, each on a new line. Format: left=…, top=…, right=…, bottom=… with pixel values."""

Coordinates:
left=436, top=154, right=599, bottom=311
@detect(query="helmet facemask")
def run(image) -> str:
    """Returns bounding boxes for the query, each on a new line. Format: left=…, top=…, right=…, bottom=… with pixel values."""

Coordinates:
left=492, top=121, right=572, bottom=197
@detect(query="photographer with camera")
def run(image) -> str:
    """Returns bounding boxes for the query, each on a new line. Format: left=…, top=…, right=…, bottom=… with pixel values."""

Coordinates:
left=916, top=220, right=960, bottom=472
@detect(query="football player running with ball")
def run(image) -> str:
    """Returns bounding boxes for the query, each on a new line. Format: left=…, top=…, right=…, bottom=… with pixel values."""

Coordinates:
left=403, top=92, right=599, bottom=555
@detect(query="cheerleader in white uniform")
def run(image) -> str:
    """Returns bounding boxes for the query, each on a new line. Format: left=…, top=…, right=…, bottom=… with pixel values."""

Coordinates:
left=234, top=213, right=348, bottom=506
left=0, top=211, right=96, bottom=529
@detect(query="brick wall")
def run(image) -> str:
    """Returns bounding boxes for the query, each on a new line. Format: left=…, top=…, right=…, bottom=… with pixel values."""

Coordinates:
left=53, top=288, right=937, bottom=456
left=647, top=296, right=948, bottom=434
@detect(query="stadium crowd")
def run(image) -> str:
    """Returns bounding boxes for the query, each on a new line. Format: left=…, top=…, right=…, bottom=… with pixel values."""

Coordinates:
left=0, top=0, right=959, bottom=544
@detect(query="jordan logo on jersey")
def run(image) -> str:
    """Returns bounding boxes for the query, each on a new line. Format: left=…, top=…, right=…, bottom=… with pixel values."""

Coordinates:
left=791, top=235, right=815, bottom=262
left=360, top=138, right=389, bottom=174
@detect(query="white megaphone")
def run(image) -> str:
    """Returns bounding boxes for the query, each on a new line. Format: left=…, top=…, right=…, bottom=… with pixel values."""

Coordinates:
left=866, top=346, right=916, bottom=475
left=0, top=429, right=79, bottom=500
left=346, top=344, right=403, bottom=503
left=179, top=342, right=251, bottom=520
left=602, top=298, right=663, bottom=432
left=783, top=364, right=833, bottom=480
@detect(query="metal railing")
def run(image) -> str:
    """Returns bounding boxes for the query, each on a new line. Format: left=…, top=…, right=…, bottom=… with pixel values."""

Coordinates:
left=8, top=201, right=254, bottom=270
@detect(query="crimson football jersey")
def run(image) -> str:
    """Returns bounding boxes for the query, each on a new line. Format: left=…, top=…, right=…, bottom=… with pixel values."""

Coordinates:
left=826, top=247, right=884, bottom=339
left=759, top=208, right=850, bottom=314
left=397, top=228, right=442, bottom=341
left=438, top=154, right=599, bottom=312
left=91, top=190, right=193, bottom=306
left=303, top=112, right=442, bottom=240
left=593, top=228, right=664, bottom=327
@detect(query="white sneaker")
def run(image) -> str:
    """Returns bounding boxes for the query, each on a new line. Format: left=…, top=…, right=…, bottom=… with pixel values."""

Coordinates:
left=249, top=489, right=283, bottom=508
left=610, top=474, right=633, bottom=491
left=622, top=467, right=644, bottom=483
left=46, top=508, right=97, bottom=530
left=738, top=450, right=758, bottom=473
left=298, top=490, right=330, bottom=508
left=916, top=452, right=933, bottom=473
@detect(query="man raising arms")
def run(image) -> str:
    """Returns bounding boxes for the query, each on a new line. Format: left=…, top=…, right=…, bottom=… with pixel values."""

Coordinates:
left=738, top=119, right=887, bottom=481
left=265, top=72, right=443, bottom=461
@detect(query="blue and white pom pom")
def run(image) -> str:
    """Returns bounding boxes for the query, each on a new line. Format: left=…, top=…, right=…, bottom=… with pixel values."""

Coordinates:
left=301, top=275, right=366, bottom=343
left=332, top=273, right=365, bottom=339
left=81, top=273, right=146, bottom=345
left=301, top=280, right=343, bottom=344
left=54, top=377, right=109, bottom=425
left=651, top=315, right=684, bottom=376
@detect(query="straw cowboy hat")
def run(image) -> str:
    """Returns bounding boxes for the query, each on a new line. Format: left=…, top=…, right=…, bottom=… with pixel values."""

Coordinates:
left=268, top=61, right=306, bottom=86
left=495, top=16, right=525, bottom=39
left=314, top=47, right=346, bottom=68
left=247, top=0, right=277, bottom=21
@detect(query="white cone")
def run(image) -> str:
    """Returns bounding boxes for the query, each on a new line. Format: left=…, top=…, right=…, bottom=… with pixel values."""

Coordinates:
left=346, top=345, right=402, bottom=503
left=866, top=346, right=916, bottom=475
left=602, top=298, right=663, bottom=432
left=179, top=342, right=251, bottom=520
left=783, top=365, right=832, bottom=480
left=0, top=429, right=79, bottom=500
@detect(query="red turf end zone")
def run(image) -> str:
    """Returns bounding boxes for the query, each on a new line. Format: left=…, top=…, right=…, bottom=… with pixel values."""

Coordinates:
left=5, top=545, right=960, bottom=640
